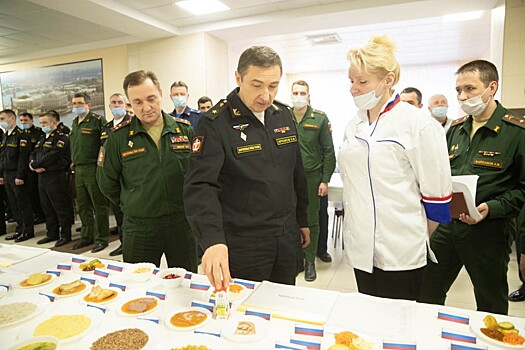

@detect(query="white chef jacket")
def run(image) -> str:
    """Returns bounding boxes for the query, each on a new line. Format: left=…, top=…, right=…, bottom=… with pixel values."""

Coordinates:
left=338, top=94, right=452, bottom=273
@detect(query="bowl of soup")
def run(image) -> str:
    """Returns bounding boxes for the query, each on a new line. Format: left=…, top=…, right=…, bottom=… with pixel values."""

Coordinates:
left=8, top=336, right=59, bottom=350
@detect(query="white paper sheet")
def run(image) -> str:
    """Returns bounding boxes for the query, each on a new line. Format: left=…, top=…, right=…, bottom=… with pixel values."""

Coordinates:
left=452, top=175, right=482, bottom=220
left=0, top=244, right=50, bottom=268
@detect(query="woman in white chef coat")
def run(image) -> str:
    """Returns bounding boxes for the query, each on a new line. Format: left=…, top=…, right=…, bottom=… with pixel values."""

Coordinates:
left=338, top=35, right=452, bottom=300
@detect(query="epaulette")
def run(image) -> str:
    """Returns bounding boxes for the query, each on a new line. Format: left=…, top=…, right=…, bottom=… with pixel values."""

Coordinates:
left=174, top=117, right=191, bottom=127
left=502, top=114, right=525, bottom=129
left=272, top=99, right=290, bottom=111
left=103, top=120, right=113, bottom=128
left=111, top=119, right=131, bottom=132
left=451, top=115, right=469, bottom=127
left=206, top=99, right=229, bottom=121
left=91, top=113, right=102, bottom=120
left=312, top=108, right=326, bottom=115
left=189, top=108, right=201, bottom=114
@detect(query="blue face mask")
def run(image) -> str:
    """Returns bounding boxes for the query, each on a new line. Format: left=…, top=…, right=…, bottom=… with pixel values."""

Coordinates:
left=42, top=126, right=53, bottom=134
left=172, top=96, right=187, bottom=109
left=19, top=123, right=31, bottom=130
left=0, top=121, right=9, bottom=130
left=72, top=107, right=86, bottom=116
left=111, top=107, right=126, bottom=118
left=431, top=106, right=448, bottom=118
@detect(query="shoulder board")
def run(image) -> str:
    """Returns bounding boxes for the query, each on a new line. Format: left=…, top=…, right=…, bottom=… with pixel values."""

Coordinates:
left=272, top=99, right=291, bottom=111
left=111, top=119, right=131, bottom=132
left=189, top=108, right=201, bottom=114
left=91, top=113, right=102, bottom=120
left=103, top=120, right=113, bottom=128
left=312, top=108, right=326, bottom=115
left=502, top=114, right=525, bottom=129
left=206, top=99, right=229, bottom=121
left=451, top=115, right=469, bottom=126
left=174, top=117, right=191, bottom=127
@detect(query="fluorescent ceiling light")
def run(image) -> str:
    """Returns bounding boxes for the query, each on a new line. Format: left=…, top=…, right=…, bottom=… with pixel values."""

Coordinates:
left=442, top=10, right=484, bottom=22
left=175, top=0, right=230, bottom=15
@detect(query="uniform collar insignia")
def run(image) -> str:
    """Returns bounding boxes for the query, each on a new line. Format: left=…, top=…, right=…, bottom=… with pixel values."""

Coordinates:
left=233, top=124, right=249, bottom=131
left=232, top=108, right=241, bottom=116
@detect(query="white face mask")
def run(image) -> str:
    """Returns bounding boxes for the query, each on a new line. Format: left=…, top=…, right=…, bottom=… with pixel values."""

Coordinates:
left=460, top=87, right=490, bottom=116
left=352, top=80, right=384, bottom=111
left=291, top=95, right=308, bottom=109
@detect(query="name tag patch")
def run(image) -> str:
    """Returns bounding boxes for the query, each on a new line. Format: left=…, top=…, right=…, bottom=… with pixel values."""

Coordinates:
left=172, top=143, right=191, bottom=150
left=81, top=128, right=93, bottom=134
left=303, top=123, right=319, bottom=129
left=236, top=144, right=262, bottom=154
left=121, top=147, right=146, bottom=158
left=275, top=135, right=297, bottom=146
left=472, top=159, right=503, bottom=169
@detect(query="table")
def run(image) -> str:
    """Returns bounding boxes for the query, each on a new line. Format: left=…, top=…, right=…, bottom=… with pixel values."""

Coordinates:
left=328, top=173, right=343, bottom=204
left=0, top=244, right=522, bottom=349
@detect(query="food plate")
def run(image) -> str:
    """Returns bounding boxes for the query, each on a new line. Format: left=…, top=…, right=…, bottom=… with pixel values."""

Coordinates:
left=166, top=332, right=221, bottom=349
left=208, top=283, right=246, bottom=302
left=19, top=305, right=102, bottom=343
left=16, top=273, right=56, bottom=289
left=470, top=315, right=525, bottom=349
left=51, top=279, right=88, bottom=298
left=72, top=259, right=106, bottom=274
left=164, top=307, right=212, bottom=331
left=320, top=329, right=379, bottom=350
left=0, top=294, right=50, bottom=329
left=80, top=319, right=161, bottom=350
left=117, top=296, right=161, bottom=317
left=221, top=315, right=269, bottom=343
left=6, top=335, right=59, bottom=350
left=81, top=286, right=120, bottom=305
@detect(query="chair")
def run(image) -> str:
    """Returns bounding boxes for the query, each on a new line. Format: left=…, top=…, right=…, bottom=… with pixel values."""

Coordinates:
left=331, top=207, right=344, bottom=249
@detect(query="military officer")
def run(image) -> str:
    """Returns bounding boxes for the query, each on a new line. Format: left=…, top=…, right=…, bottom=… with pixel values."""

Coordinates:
left=169, top=81, right=201, bottom=129
left=97, top=70, right=197, bottom=271
left=19, top=112, right=45, bottom=225
left=70, top=92, right=109, bottom=253
left=30, top=111, right=74, bottom=247
left=0, top=109, right=34, bottom=242
left=290, top=80, right=336, bottom=282
left=419, top=60, right=525, bottom=315
left=183, top=46, right=310, bottom=289
left=100, top=93, right=132, bottom=257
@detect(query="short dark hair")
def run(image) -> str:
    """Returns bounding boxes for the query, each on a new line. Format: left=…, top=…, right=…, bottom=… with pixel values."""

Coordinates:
left=456, top=59, right=499, bottom=87
left=40, top=110, right=60, bottom=121
left=110, top=93, right=126, bottom=101
left=197, top=96, right=212, bottom=105
left=170, top=81, right=188, bottom=91
left=73, top=92, right=90, bottom=103
left=237, top=46, right=282, bottom=78
left=0, top=109, right=16, bottom=118
left=401, top=87, right=422, bottom=104
left=123, top=70, right=161, bottom=97
left=292, top=80, right=309, bottom=93
left=20, top=112, right=33, bottom=120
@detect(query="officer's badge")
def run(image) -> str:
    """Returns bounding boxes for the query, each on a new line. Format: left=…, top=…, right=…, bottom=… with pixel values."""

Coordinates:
left=171, top=135, right=189, bottom=143
left=493, top=125, right=500, bottom=133
left=57, top=140, right=65, bottom=148
left=232, top=108, right=241, bottom=116
left=128, top=140, right=133, bottom=148
left=233, top=124, right=249, bottom=131
left=129, top=130, right=134, bottom=136
left=192, top=136, right=204, bottom=154
left=240, top=132, right=247, bottom=142
left=273, top=126, right=290, bottom=134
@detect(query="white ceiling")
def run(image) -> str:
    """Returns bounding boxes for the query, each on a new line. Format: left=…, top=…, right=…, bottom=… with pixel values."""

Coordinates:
left=0, top=0, right=501, bottom=72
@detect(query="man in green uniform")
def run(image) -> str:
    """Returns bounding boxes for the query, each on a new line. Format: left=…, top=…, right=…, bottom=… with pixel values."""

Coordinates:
left=419, top=60, right=525, bottom=315
left=96, top=70, right=197, bottom=271
left=70, top=92, right=109, bottom=253
left=291, top=80, right=336, bottom=282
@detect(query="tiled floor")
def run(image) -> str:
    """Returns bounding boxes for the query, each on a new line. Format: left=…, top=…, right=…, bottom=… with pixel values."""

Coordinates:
left=4, top=207, right=525, bottom=318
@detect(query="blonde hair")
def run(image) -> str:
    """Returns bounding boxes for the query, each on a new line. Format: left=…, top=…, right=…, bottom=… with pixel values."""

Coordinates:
left=347, top=35, right=400, bottom=85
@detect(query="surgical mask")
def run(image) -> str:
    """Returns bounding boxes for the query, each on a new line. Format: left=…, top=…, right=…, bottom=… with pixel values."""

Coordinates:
left=431, top=106, right=448, bottom=118
left=291, top=95, right=308, bottom=109
left=72, top=107, right=86, bottom=116
left=19, top=123, right=31, bottom=130
left=352, top=80, right=385, bottom=110
left=42, top=126, right=53, bottom=134
left=0, top=121, right=9, bottom=130
left=111, top=107, right=126, bottom=118
left=460, top=88, right=490, bottom=116
left=172, top=96, right=187, bottom=108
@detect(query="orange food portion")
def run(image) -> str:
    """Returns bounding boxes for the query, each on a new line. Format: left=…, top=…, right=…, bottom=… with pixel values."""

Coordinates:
left=170, top=310, right=207, bottom=328
left=335, top=331, right=359, bottom=345
left=19, top=274, right=51, bottom=287
left=503, top=333, right=525, bottom=345
left=229, top=284, right=243, bottom=294
left=52, top=282, right=86, bottom=295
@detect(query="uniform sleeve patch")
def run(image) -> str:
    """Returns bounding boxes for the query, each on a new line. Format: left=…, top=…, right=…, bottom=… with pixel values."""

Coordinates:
left=328, top=122, right=332, bottom=133
left=57, top=140, right=65, bottom=148
left=192, top=136, right=205, bottom=154
left=97, top=146, right=106, bottom=167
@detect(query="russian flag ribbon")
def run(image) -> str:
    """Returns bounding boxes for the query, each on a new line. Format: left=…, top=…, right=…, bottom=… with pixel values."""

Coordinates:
left=146, top=290, right=166, bottom=300
left=294, top=324, right=323, bottom=337
left=153, top=268, right=159, bottom=275
left=137, top=316, right=160, bottom=324
left=39, top=292, right=55, bottom=302
left=71, top=256, right=86, bottom=263
left=275, top=341, right=307, bottom=349
left=421, top=193, right=453, bottom=224
left=56, top=263, right=72, bottom=270
left=109, top=282, right=127, bottom=291
left=290, top=335, right=321, bottom=350
left=94, top=269, right=109, bottom=278
left=191, top=300, right=214, bottom=312
left=190, top=282, right=210, bottom=291
left=450, top=341, right=487, bottom=350
left=80, top=276, right=96, bottom=285
left=45, top=270, right=61, bottom=276
left=106, top=264, right=124, bottom=272
left=383, top=341, right=417, bottom=349
left=233, top=278, right=256, bottom=289
left=86, top=303, right=107, bottom=313
left=245, top=309, right=271, bottom=320
left=441, top=328, right=476, bottom=344
left=437, top=310, right=470, bottom=325
left=184, top=272, right=192, bottom=280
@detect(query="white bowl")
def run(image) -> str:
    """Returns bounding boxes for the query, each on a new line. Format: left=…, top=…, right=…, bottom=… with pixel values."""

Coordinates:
left=7, top=335, right=60, bottom=350
left=129, top=263, right=156, bottom=283
left=155, top=267, right=187, bottom=289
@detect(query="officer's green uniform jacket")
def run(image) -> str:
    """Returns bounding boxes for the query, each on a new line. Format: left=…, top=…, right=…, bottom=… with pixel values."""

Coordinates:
left=447, top=102, right=525, bottom=218
left=96, top=112, right=193, bottom=218
left=70, top=111, right=107, bottom=165
left=294, top=106, right=336, bottom=183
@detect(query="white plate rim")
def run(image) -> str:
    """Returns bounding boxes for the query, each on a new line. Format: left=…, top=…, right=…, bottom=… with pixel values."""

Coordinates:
left=0, top=294, right=50, bottom=329
left=116, top=296, right=162, bottom=317
left=15, top=273, right=56, bottom=289
left=164, top=307, right=212, bottom=332
left=470, top=316, right=525, bottom=349
left=220, top=315, right=269, bottom=343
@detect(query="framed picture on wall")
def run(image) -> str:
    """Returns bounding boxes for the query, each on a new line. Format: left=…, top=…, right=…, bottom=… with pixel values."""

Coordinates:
left=0, top=58, right=104, bottom=128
